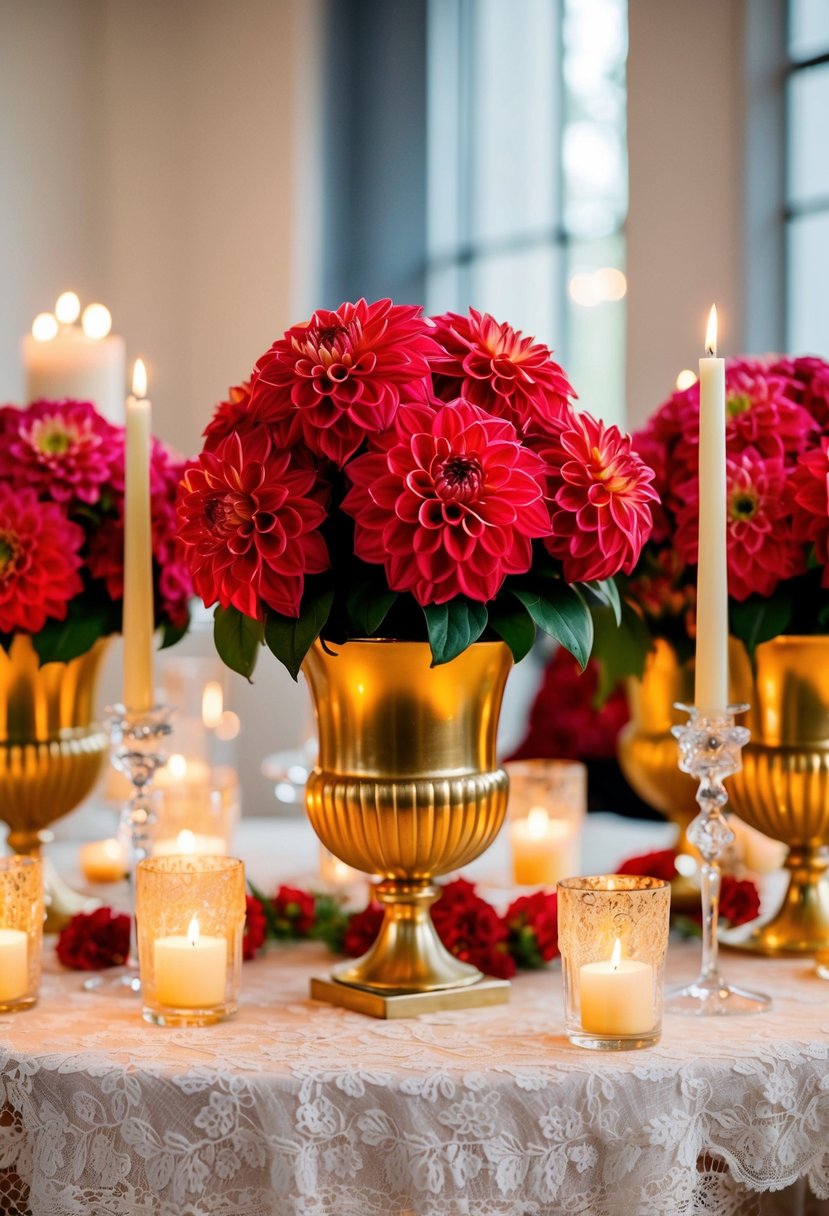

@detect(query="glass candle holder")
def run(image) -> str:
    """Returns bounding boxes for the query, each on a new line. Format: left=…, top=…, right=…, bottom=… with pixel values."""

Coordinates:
left=505, top=759, right=586, bottom=887
left=136, top=855, right=246, bottom=1026
left=150, top=768, right=240, bottom=858
left=0, top=856, right=44, bottom=1012
left=557, top=875, right=671, bottom=1050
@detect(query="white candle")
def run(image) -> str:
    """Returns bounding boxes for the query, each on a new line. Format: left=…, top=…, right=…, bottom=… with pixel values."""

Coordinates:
left=153, top=915, right=227, bottom=1008
left=79, top=838, right=127, bottom=883
left=22, top=298, right=126, bottom=423
left=695, top=304, right=729, bottom=714
left=153, top=829, right=227, bottom=858
left=510, top=807, right=579, bottom=887
left=0, top=928, right=29, bottom=1003
left=729, top=817, right=787, bottom=875
left=123, top=359, right=155, bottom=713
left=580, top=939, right=654, bottom=1036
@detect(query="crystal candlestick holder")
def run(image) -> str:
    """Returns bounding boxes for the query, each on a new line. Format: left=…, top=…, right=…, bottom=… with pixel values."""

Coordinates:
left=84, top=703, right=173, bottom=994
left=666, top=703, right=770, bottom=1015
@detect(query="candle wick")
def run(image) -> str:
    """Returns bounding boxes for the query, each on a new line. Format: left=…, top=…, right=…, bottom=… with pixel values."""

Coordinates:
left=705, top=345, right=715, bottom=357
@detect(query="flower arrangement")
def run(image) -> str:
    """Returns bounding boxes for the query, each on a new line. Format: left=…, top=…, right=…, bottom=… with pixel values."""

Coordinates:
left=627, top=356, right=829, bottom=667
left=616, top=848, right=761, bottom=931
left=177, top=300, right=656, bottom=676
left=0, top=399, right=192, bottom=662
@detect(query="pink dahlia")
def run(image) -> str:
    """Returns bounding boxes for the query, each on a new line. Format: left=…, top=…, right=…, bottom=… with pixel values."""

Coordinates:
left=249, top=299, right=439, bottom=465
left=790, top=438, right=829, bottom=585
left=2, top=400, right=121, bottom=505
left=430, top=308, right=575, bottom=436
left=675, top=446, right=805, bottom=601
left=177, top=427, right=330, bottom=619
left=342, top=400, right=551, bottom=605
left=539, top=412, right=656, bottom=582
left=0, top=486, right=83, bottom=634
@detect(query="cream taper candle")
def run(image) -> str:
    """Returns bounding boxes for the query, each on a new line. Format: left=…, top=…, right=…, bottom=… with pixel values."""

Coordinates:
left=694, top=305, right=729, bottom=714
left=123, top=359, right=155, bottom=712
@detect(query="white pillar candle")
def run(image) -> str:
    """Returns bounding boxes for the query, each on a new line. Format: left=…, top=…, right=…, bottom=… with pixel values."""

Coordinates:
left=0, top=928, right=29, bottom=1002
left=694, top=304, right=729, bottom=714
left=123, top=359, right=155, bottom=713
left=22, top=299, right=126, bottom=423
left=579, top=939, right=654, bottom=1036
left=153, top=916, right=227, bottom=1008
left=510, top=807, right=579, bottom=887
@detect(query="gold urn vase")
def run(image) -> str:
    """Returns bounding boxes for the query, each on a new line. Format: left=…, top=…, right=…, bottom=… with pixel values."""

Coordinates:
left=0, top=635, right=110, bottom=912
left=303, top=639, right=512, bottom=1015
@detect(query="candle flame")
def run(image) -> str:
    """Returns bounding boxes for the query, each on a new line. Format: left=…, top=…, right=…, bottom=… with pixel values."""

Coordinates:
left=202, top=681, right=224, bottom=729
left=103, top=838, right=123, bottom=861
left=705, top=304, right=718, bottom=357
left=31, top=312, right=58, bottom=342
left=55, top=291, right=81, bottom=325
left=132, top=358, right=148, bottom=398
left=176, top=829, right=196, bottom=855
left=82, top=302, right=112, bottom=340
left=526, top=806, right=550, bottom=839
left=168, top=753, right=188, bottom=781
left=610, top=938, right=622, bottom=970
left=187, top=915, right=200, bottom=946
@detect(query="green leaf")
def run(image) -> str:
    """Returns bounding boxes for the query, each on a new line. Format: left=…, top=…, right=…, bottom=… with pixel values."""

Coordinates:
left=345, top=570, right=398, bottom=636
left=214, top=604, right=262, bottom=681
left=264, top=582, right=334, bottom=680
left=512, top=583, right=594, bottom=670
left=159, top=613, right=191, bottom=651
left=487, top=596, right=536, bottom=663
left=33, top=600, right=113, bottom=664
left=423, top=599, right=488, bottom=666
left=730, top=591, right=793, bottom=661
left=590, top=599, right=652, bottom=704
left=582, top=578, right=622, bottom=625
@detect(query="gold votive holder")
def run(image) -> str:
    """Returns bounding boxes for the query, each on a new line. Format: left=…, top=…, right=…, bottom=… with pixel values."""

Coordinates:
left=505, top=759, right=586, bottom=887
left=136, top=855, right=245, bottom=1026
left=557, top=875, right=671, bottom=1051
left=0, top=856, right=44, bottom=1012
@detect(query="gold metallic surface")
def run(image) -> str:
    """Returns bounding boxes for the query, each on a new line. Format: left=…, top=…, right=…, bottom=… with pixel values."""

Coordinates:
left=0, top=635, right=110, bottom=856
left=310, top=975, right=510, bottom=1018
left=303, top=639, right=512, bottom=999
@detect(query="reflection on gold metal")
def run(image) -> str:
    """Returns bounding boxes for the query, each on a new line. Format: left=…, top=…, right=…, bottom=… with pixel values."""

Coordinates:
left=0, top=635, right=110, bottom=925
left=726, top=636, right=829, bottom=955
left=303, top=639, right=511, bottom=1001
left=309, top=974, right=510, bottom=1018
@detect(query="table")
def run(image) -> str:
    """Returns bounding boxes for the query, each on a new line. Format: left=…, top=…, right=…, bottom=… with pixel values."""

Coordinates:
left=2, top=816, right=827, bottom=1216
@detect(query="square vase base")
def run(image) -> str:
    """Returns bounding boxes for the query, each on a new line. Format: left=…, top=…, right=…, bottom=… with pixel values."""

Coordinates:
left=567, top=1029, right=660, bottom=1051
left=310, top=975, right=510, bottom=1019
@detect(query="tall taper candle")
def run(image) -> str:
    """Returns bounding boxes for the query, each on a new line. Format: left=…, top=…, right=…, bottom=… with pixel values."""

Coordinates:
left=123, top=359, right=155, bottom=712
left=694, top=305, right=729, bottom=713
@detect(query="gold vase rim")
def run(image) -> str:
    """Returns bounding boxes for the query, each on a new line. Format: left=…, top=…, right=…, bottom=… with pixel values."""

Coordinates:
left=317, top=638, right=509, bottom=648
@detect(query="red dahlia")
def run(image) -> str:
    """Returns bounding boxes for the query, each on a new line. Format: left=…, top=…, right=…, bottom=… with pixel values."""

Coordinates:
left=2, top=399, right=122, bottom=505
left=342, top=400, right=551, bottom=604
left=0, top=486, right=83, bottom=634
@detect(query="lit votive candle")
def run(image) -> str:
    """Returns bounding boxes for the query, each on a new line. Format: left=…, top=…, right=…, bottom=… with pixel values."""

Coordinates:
left=510, top=807, right=579, bottom=887
left=0, top=929, right=29, bottom=1004
left=80, top=838, right=127, bottom=883
left=580, top=939, right=654, bottom=1036
left=154, top=915, right=227, bottom=1009
left=0, top=856, right=43, bottom=1012
left=153, top=829, right=227, bottom=858
left=319, top=846, right=361, bottom=886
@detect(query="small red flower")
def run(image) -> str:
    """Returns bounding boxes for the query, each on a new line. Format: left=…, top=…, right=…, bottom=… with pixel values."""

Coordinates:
left=505, top=891, right=559, bottom=968
left=0, top=486, right=84, bottom=634
left=343, top=400, right=551, bottom=604
left=616, top=849, right=678, bottom=883
left=56, top=907, right=130, bottom=970
left=342, top=902, right=385, bottom=957
left=177, top=428, right=330, bottom=619
left=432, top=878, right=516, bottom=980
left=717, top=875, right=761, bottom=928
left=430, top=308, right=576, bottom=436
left=243, top=894, right=267, bottom=960
left=790, top=438, right=829, bottom=586
left=273, top=884, right=316, bottom=937
left=250, top=299, right=439, bottom=465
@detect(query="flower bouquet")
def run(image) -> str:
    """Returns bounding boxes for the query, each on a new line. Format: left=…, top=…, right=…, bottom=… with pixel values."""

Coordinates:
left=177, top=299, right=656, bottom=676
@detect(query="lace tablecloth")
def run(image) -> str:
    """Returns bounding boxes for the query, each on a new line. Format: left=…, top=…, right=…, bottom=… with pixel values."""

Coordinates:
left=2, top=935, right=829, bottom=1216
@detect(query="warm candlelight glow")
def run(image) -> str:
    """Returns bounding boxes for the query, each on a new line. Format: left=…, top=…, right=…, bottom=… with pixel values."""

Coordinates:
left=55, top=291, right=81, bottom=325
left=167, top=753, right=188, bottom=781
left=31, top=312, right=58, bottom=342
left=675, top=368, right=697, bottom=390
left=526, top=806, right=550, bottom=838
left=131, top=357, right=147, bottom=398
left=187, top=915, right=200, bottom=946
left=610, top=938, right=622, bottom=970
left=705, top=304, right=718, bottom=357
left=215, top=711, right=241, bottom=741
left=178, top=830, right=196, bottom=854
left=202, top=682, right=224, bottom=729
left=81, top=303, right=113, bottom=341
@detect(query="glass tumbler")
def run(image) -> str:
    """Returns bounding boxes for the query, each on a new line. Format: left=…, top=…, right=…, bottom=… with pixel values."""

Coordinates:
left=505, top=759, right=587, bottom=886
left=0, top=855, right=44, bottom=1012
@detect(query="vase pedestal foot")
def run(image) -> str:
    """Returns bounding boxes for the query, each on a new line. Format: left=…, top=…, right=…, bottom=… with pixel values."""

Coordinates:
left=310, top=975, right=510, bottom=1019
left=719, top=847, right=829, bottom=956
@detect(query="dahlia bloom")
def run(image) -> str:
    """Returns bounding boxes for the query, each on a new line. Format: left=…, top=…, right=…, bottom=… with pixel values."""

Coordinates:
left=430, top=308, right=575, bottom=436
left=0, top=399, right=122, bottom=505
left=177, top=428, right=330, bottom=619
left=0, top=486, right=84, bottom=634
left=342, top=400, right=551, bottom=604
left=790, top=438, right=829, bottom=585
left=249, top=299, right=439, bottom=465
left=539, top=412, right=657, bottom=583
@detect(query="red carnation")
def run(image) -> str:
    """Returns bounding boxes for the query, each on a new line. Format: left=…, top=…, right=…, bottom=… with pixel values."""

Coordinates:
left=250, top=299, right=438, bottom=466
left=0, top=486, right=84, bottom=634
left=273, top=884, right=316, bottom=937
left=717, top=875, right=761, bottom=928
left=430, top=308, right=575, bottom=436
left=243, top=894, right=268, bottom=960
left=342, top=902, right=385, bottom=957
left=177, top=427, right=330, bottom=619
left=616, top=848, right=678, bottom=883
left=505, top=891, right=559, bottom=968
left=343, top=399, right=551, bottom=605
left=56, top=907, right=130, bottom=971
left=431, top=878, right=515, bottom=980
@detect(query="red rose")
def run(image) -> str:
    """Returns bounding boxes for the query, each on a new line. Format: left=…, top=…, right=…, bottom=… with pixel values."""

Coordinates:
left=243, top=894, right=267, bottom=960
left=505, top=891, right=559, bottom=968
left=342, top=902, right=385, bottom=957
left=432, top=878, right=516, bottom=980
left=715, top=876, right=761, bottom=928
left=273, top=884, right=316, bottom=937
left=616, top=848, right=678, bottom=883
left=56, top=907, right=130, bottom=971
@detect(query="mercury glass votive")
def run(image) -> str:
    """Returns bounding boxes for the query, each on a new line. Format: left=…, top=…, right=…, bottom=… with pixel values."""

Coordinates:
left=557, top=875, right=671, bottom=1050
left=136, top=855, right=246, bottom=1026
left=0, top=856, right=44, bottom=1012
left=150, top=769, right=240, bottom=858
left=505, top=759, right=586, bottom=887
